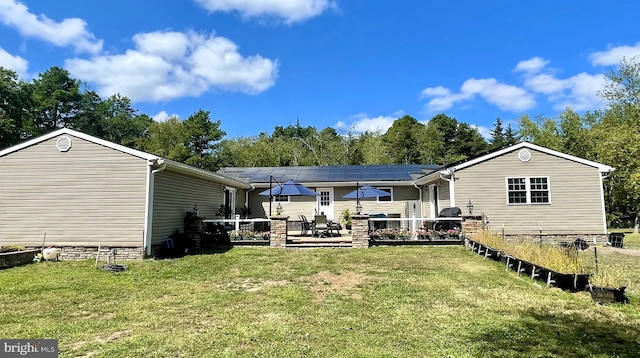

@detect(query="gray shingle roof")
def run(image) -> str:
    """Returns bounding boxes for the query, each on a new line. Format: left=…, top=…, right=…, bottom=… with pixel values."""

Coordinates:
left=218, top=164, right=440, bottom=184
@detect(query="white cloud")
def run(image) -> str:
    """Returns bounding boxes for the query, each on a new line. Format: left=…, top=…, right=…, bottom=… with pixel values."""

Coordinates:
left=152, top=111, right=180, bottom=122
left=0, top=47, right=28, bottom=78
left=0, top=0, right=102, bottom=54
left=194, top=0, right=336, bottom=24
left=338, top=113, right=398, bottom=134
left=420, top=51, right=618, bottom=115
left=470, top=124, right=491, bottom=140
left=589, top=42, right=640, bottom=66
left=547, top=72, right=606, bottom=111
left=514, top=57, right=549, bottom=74
left=65, top=31, right=278, bottom=102
left=516, top=57, right=606, bottom=111
left=421, top=78, right=536, bottom=112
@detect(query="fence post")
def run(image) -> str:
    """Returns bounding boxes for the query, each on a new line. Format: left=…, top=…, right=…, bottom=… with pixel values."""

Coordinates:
left=411, top=213, right=417, bottom=239
left=235, top=214, right=240, bottom=232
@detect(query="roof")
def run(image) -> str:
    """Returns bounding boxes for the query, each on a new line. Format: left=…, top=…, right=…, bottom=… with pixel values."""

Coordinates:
left=218, top=164, right=440, bottom=186
left=414, top=141, right=615, bottom=185
left=0, top=128, right=250, bottom=189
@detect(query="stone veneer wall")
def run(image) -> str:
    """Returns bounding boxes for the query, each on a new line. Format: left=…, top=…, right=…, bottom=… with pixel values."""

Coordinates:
left=351, top=214, right=370, bottom=248
left=27, top=246, right=144, bottom=260
left=269, top=216, right=287, bottom=248
left=0, top=249, right=40, bottom=269
left=462, top=215, right=485, bottom=237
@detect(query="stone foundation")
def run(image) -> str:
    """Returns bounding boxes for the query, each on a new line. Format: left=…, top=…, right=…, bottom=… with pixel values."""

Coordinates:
left=502, top=233, right=608, bottom=246
left=27, top=246, right=144, bottom=261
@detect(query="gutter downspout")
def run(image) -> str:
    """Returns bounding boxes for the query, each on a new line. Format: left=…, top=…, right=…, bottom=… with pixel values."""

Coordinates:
left=144, top=159, right=166, bottom=257
left=245, top=183, right=255, bottom=211
left=439, top=169, right=456, bottom=208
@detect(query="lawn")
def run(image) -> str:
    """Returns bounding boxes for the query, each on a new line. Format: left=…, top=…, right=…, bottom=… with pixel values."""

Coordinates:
left=608, top=228, right=640, bottom=248
left=1, top=246, right=639, bottom=357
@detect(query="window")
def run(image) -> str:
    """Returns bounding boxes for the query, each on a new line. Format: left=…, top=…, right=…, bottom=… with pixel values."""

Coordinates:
left=506, top=177, right=549, bottom=204
left=273, top=194, right=289, bottom=203
left=377, top=187, right=393, bottom=202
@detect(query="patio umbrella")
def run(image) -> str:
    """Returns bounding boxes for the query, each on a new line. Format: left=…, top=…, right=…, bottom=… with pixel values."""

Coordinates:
left=342, top=183, right=391, bottom=213
left=259, top=178, right=319, bottom=215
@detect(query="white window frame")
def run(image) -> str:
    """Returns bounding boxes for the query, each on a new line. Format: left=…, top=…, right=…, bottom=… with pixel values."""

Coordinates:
left=376, top=187, right=393, bottom=202
left=506, top=177, right=550, bottom=205
left=273, top=194, right=290, bottom=203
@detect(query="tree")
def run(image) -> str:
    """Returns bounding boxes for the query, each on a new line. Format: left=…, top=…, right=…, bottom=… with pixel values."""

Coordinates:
left=504, top=124, right=519, bottom=145
left=517, top=114, right=562, bottom=150
left=489, top=118, right=506, bottom=149
left=0, top=67, right=33, bottom=148
left=72, top=90, right=105, bottom=138
left=183, top=109, right=226, bottom=170
left=356, top=131, right=391, bottom=165
left=383, top=115, right=423, bottom=164
left=135, top=116, right=190, bottom=162
left=101, top=94, right=151, bottom=147
left=31, top=66, right=82, bottom=132
left=427, top=113, right=488, bottom=164
left=600, top=56, right=640, bottom=110
left=594, top=57, right=640, bottom=231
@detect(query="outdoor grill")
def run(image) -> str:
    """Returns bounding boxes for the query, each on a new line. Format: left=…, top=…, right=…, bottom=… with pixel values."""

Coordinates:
left=433, top=207, right=462, bottom=231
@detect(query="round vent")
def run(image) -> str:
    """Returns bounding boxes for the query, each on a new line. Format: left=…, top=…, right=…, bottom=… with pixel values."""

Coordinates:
left=518, top=149, right=531, bottom=162
left=56, top=136, right=72, bottom=152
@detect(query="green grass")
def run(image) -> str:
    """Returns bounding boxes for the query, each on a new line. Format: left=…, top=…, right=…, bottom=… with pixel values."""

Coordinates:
left=1, top=247, right=640, bottom=357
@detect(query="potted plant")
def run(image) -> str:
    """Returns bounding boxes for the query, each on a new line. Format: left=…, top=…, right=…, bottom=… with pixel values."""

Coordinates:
left=341, top=209, right=353, bottom=230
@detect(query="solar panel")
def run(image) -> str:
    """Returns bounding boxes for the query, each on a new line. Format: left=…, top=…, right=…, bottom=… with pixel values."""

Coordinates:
left=219, top=164, right=441, bottom=183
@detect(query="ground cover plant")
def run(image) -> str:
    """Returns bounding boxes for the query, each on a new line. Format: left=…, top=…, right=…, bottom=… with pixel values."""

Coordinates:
left=1, top=247, right=639, bottom=357
left=469, top=231, right=587, bottom=274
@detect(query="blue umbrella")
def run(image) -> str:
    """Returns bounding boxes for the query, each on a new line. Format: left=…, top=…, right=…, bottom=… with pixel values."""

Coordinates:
left=342, top=183, right=391, bottom=214
left=259, top=179, right=319, bottom=196
left=259, top=179, right=318, bottom=216
left=342, top=185, right=392, bottom=199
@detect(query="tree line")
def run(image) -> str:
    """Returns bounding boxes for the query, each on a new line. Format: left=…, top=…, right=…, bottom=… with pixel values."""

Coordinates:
left=1, top=59, right=640, bottom=228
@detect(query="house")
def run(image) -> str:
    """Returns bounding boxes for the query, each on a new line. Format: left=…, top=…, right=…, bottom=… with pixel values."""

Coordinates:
left=0, top=129, right=614, bottom=258
left=414, top=142, right=614, bottom=242
left=0, top=128, right=250, bottom=259
left=222, top=142, right=613, bottom=243
left=218, top=164, right=439, bottom=222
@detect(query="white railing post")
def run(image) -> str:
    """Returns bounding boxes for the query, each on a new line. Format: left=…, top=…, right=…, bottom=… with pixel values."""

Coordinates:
left=235, top=214, right=240, bottom=232
left=411, top=213, right=417, bottom=239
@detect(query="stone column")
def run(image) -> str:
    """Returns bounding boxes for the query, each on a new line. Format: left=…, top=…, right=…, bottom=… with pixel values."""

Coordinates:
left=462, top=214, right=485, bottom=237
left=351, top=214, right=371, bottom=248
left=269, top=216, right=288, bottom=248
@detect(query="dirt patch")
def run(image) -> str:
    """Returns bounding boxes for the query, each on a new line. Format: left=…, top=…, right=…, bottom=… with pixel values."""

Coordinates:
left=218, top=278, right=289, bottom=292
left=302, top=271, right=368, bottom=302
left=71, top=329, right=133, bottom=356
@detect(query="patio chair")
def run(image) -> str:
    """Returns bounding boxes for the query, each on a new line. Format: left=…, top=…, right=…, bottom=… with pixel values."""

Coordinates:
left=313, top=215, right=333, bottom=237
left=299, top=215, right=313, bottom=236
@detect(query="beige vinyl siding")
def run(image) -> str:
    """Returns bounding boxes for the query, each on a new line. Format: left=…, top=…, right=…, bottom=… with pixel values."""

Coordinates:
left=151, top=169, right=225, bottom=245
left=0, top=135, right=147, bottom=246
left=248, top=190, right=318, bottom=218
left=454, top=148, right=606, bottom=234
left=422, top=180, right=450, bottom=219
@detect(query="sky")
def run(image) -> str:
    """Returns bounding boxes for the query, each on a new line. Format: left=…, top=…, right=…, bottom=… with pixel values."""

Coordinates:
left=1, top=0, right=640, bottom=139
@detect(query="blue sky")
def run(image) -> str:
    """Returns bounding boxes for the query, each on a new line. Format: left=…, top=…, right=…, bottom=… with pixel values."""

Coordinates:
left=1, top=0, right=640, bottom=139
